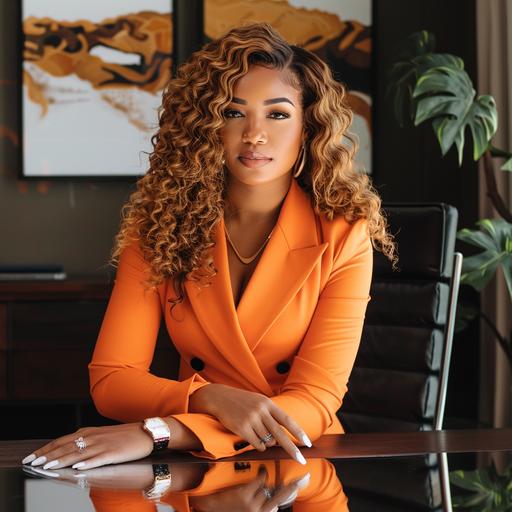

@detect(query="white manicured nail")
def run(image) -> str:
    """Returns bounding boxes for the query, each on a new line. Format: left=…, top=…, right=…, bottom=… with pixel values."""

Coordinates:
left=72, top=462, right=86, bottom=469
left=295, top=450, right=307, bottom=465
left=22, top=454, right=36, bottom=464
left=280, top=489, right=298, bottom=506
left=43, top=460, right=59, bottom=470
left=31, top=456, right=47, bottom=466
left=301, top=433, right=312, bottom=447
left=296, top=472, right=311, bottom=488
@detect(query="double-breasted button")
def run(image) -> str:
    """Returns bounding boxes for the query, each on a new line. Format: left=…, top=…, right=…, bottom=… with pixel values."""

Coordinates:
left=276, top=361, right=291, bottom=374
left=190, top=357, right=205, bottom=371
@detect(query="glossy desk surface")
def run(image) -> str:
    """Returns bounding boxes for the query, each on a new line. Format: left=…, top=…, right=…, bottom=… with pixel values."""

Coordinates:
left=1, top=428, right=511, bottom=511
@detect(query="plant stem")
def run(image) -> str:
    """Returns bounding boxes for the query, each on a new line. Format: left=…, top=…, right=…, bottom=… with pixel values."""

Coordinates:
left=479, top=311, right=512, bottom=368
left=483, top=151, right=512, bottom=222
left=488, top=144, right=512, bottom=160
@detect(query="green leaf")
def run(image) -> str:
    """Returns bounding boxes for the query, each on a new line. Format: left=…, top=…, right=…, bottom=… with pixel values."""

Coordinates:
left=456, top=219, right=512, bottom=299
left=412, top=66, right=498, bottom=165
left=501, top=157, right=512, bottom=171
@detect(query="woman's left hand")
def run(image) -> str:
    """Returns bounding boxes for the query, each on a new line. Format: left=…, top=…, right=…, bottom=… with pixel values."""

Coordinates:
left=21, top=423, right=154, bottom=471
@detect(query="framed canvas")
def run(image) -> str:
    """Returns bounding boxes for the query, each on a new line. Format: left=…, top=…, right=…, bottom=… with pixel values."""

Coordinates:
left=20, top=0, right=173, bottom=178
left=203, top=0, right=373, bottom=174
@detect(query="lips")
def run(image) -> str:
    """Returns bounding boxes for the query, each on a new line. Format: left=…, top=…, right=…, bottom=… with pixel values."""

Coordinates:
left=238, top=150, right=271, bottom=160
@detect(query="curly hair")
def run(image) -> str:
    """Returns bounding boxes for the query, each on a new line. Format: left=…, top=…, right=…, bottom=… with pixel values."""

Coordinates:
left=111, top=22, right=397, bottom=310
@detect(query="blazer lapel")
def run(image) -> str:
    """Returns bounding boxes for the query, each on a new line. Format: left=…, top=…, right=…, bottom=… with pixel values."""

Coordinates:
left=184, top=179, right=328, bottom=395
left=236, top=179, right=329, bottom=351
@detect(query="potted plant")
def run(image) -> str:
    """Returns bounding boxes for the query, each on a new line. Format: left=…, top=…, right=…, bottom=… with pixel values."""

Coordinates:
left=386, top=30, right=512, bottom=368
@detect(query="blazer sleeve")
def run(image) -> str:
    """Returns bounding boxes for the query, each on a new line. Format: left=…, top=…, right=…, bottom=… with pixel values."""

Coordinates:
left=88, top=241, right=211, bottom=423
left=171, top=217, right=373, bottom=459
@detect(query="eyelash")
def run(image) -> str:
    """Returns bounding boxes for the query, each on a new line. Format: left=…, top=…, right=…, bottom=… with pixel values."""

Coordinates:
left=223, top=109, right=290, bottom=120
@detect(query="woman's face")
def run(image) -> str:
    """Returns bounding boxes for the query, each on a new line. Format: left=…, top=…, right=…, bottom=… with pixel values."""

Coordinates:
left=220, top=64, right=305, bottom=186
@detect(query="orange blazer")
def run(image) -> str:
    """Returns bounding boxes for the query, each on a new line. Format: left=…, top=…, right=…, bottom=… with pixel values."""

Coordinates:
left=89, top=178, right=373, bottom=460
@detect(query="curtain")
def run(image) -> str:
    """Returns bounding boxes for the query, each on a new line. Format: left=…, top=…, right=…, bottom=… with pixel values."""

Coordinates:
left=476, top=0, right=512, bottom=432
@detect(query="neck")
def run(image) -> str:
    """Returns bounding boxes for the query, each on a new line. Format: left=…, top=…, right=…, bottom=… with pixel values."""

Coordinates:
left=224, top=174, right=292, bottom=225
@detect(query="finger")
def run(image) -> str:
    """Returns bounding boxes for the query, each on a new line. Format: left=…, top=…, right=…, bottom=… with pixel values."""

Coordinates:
left=23, top=429, right=90, bottom=465
left=252, top=424, right=276, bottom=451
left=262, top=473, right=310, bottom=511
left=30, top=434, right=91, bottom=469
left=249, top=465, right=272, bottom=505
left=240, top=428, right=270, bottom=453
left=262, top=416, right=307, bottom=465
left=41, top=442, right=103, bottom=470
left=269, top=405, right=312, bottom=448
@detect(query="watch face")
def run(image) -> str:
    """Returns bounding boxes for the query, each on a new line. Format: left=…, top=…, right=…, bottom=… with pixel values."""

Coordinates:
left=144, top=417, right=170, bottom=448
left=145, top=418, right=163, bottom=429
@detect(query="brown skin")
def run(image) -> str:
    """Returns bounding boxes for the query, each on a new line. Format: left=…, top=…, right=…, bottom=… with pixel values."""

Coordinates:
left=22, top=65, right=310, bottom=471
left=221, top=64, right=305, bottom=308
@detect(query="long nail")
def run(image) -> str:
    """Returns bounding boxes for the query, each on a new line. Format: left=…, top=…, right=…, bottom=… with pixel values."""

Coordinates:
left=296, top=472, right=311, bottom=488
left=300, top=433, right=312, bottom=447
left=72, top=462, right=86, bottom=469
left=280, top=489, right=298, bottom=506
left=295, top=450, right=307, bottom=465
left=22, top=454, right=36, bottom=464
left=31, top=456, right=47, bottom=466
left=43, top=460, right=59, bottom=470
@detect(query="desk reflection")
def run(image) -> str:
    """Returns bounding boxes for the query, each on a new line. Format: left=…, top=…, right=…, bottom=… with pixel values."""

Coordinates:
left=23, top=457, right=348, bottom=511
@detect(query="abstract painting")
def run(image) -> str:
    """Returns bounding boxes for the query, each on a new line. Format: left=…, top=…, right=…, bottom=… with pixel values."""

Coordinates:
left=21, top=1, right=173, bottom=177
left=204, top=0, right=373, bottom=174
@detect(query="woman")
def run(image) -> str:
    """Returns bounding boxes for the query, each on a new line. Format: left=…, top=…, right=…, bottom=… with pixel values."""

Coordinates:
left=22, top=22, right=396, bottom=472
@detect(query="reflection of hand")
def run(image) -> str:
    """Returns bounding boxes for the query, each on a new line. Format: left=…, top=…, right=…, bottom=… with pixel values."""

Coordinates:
left=188, top=465, right=310, bottom=512
left=53, top=464, right=155, bottom=489
left=24, top=461, right=210, bottom=493
left=21, top=423, right=153, bottom=470
left=190, top=383, right=311, bottom=463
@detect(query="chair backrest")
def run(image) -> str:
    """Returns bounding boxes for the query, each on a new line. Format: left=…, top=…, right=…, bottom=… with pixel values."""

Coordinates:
left=339, top=203, right=462, bottom=433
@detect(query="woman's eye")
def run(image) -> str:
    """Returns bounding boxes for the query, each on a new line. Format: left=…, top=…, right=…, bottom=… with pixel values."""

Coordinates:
left=224, top=109, right=241, bottom=118
left=269, top=111, right=290, bottom=120
left=223, top=109, right=290, bottom=120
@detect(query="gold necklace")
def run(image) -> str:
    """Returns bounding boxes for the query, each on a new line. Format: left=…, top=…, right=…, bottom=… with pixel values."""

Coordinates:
left=224, top=224, right=275, bottom=265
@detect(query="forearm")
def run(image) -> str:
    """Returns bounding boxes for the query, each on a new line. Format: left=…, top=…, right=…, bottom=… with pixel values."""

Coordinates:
left=89, top=366, right=210, bottom=422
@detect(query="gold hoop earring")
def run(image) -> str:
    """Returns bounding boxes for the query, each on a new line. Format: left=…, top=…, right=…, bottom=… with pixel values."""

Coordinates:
left=293, top=145, right=306, bottom=178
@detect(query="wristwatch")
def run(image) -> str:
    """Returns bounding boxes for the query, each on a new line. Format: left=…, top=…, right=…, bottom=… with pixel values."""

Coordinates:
left=143, top=464, right=172, bottom=500
left=142, top=417, right=171, bottom=452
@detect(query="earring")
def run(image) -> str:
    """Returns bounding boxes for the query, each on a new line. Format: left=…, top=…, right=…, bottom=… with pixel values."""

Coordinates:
left=222, top=158, right=225, bottom=165
left=293, top=145, right=306, bottom=178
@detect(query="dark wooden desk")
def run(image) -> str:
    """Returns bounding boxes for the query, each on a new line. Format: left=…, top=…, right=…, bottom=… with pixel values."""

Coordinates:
left=1, top=428, right=510, bottom=468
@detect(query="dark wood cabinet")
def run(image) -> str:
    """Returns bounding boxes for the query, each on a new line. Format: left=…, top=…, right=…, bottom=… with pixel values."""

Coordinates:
left=0, top=279, right=180, bottom=439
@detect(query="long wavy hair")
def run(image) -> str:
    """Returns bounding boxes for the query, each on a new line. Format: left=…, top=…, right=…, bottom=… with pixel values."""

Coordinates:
left=111, top=22, right=397, bottom=310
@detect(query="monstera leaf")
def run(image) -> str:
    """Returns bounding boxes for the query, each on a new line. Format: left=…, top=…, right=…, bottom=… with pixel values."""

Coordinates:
left=413, top=65, right=498, bottom=165
left=450, top=463, right=512, bottom=511
left=457, top=219, right=512, bottom=300
left=387, top=30, right=499, bottom=166
left=386, top=31, right=463, bottom=128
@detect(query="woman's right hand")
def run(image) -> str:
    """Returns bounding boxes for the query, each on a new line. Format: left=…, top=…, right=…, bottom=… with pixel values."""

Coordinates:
left=189, top=384, right=311, bottom=464
left=188, top=466, right=311, bottom=512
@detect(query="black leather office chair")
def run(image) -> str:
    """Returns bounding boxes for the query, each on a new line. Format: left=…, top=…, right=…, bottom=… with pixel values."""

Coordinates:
left=337, top=203, right=462, bottom=511
left=339, top=203, right=462, bottom=433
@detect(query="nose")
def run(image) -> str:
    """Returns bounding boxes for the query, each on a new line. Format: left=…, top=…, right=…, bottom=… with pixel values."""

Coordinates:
left=242, top=118, right=268, bottom=144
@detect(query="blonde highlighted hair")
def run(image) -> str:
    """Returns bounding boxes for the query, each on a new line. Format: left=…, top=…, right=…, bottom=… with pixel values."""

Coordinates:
left=111, top=22, right=397, bottom=308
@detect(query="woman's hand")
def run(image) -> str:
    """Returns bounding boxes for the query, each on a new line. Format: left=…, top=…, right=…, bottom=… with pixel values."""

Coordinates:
left=21, top=423, right=154, bottom=471
left=190, top=384, right=311, bottom=464
left=189, top=466, right=311, bottom=512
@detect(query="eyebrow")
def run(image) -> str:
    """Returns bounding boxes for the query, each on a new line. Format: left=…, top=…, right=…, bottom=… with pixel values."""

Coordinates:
left=231, top=96, right=295, bottom=107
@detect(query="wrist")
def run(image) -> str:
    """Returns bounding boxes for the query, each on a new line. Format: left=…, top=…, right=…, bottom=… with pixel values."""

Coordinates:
left=189, top=383, right=222, bottom=415
left=165, top=416, right=203, bottom=451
